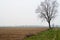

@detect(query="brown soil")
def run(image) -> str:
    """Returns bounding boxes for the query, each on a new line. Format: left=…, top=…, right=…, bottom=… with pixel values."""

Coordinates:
left=0, top=27, right=48, bottom=40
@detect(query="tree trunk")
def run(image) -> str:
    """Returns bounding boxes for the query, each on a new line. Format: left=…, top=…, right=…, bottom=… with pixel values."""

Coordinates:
left=48, top=21, right=51, bottom=29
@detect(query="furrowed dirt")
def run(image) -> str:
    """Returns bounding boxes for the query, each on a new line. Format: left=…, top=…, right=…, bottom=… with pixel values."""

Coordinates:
left=0, top=27, right=48, bottom=40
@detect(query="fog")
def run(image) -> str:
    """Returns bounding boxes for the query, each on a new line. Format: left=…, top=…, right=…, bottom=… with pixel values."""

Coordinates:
left=0, top=0, right=60, bottom=26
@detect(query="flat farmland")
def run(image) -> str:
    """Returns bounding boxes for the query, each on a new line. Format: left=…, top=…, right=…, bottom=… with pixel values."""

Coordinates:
left=0, top=27, right=48, bottom=40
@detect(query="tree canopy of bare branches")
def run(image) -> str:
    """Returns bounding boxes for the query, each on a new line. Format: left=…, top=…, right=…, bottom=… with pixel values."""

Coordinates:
left=36, top=0, right=58, bottom=28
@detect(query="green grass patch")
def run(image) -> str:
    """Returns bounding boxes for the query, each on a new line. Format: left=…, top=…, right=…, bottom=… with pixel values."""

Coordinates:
left=24, top=28, right=60, bottom=40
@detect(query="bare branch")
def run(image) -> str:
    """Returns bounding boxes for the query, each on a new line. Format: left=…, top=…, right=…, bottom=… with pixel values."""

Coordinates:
left=36, top=0, right=58, bottom=28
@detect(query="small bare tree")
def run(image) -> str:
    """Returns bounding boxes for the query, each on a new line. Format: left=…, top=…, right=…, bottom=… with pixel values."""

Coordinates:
left=36, top=0, right=58, bottom=29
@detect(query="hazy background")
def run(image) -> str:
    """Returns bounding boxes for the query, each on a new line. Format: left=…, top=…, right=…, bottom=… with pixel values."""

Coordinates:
left=0, top=0, right=60, bottom=27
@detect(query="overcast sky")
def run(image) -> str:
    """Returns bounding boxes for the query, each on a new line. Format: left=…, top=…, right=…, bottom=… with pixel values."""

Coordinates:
left=0, top=0, right=60, bottom=26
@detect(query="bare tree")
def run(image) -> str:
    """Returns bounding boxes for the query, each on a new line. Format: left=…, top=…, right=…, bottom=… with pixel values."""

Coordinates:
left=36, top=0, right=58, bottom=29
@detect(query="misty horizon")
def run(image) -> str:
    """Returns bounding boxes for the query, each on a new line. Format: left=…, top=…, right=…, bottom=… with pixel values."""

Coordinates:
left=0, top=0, right=60, bottom=27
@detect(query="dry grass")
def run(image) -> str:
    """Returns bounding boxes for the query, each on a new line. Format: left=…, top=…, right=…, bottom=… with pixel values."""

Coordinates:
left=0, top=27, right=48, bottom=40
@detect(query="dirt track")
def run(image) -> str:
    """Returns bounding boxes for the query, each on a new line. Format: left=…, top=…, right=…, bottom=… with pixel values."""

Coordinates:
left=0, top=27, right=48, bottom=40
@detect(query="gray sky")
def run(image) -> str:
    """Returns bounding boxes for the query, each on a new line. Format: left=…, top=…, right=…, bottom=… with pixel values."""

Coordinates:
left=0, top=0, right=60, bottom=26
